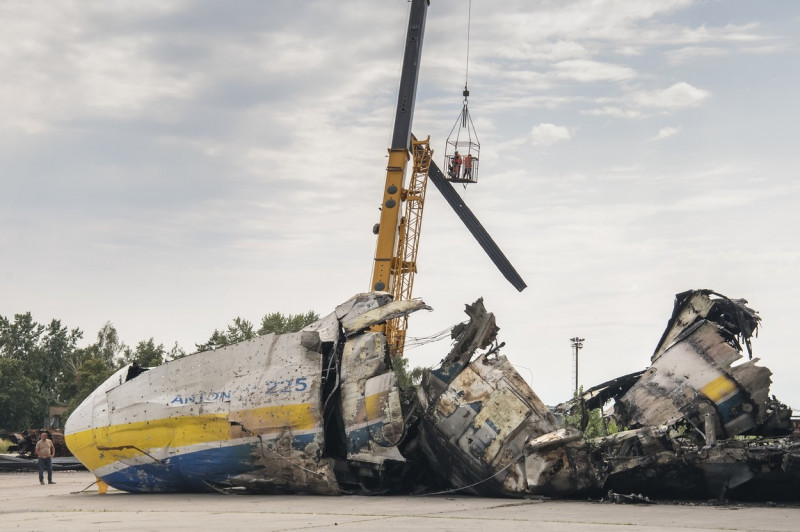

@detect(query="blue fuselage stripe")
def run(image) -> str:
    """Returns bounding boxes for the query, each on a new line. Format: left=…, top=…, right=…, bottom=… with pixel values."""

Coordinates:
left=100, top=433, right=318, bottom=493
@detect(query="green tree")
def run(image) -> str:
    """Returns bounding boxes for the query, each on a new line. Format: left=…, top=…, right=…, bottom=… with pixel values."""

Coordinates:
left=94, top=322, right=126, bottom=367
left=67, top=357, right=115, bottom=412
left=393, top=356, right=427, bottom=392
left=259, top=311, right=319, bottom=335
left=56, top=323, right=125, bottom=416
left=196, top=311, right=319, bottom=352
left=0, top=358, right=45, bottom=431
left=1, top=313, right=83, bottom=406
left=561, top=387, right=618, bottom=439
left=56, top=346, right=93, bottom=407
left=57, top=324, right=121, bottom=402
left=194, top=330, right=229, bottom=353
left=37, top=320, right=83, bottom=402
left=118, top=338, right=183, bottom=368
left=195, top=317, right=255, bottom=352
left=0, top=312, right=44, bottom=362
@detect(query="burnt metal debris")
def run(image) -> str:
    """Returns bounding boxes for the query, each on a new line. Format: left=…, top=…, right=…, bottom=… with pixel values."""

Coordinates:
left=0, top=429, right=86, bottom=472
left=555, top=289, right=797, bottom=501
left=64, top=289, right=798, bottom=500
left=2, top=429, right=70, bottom=458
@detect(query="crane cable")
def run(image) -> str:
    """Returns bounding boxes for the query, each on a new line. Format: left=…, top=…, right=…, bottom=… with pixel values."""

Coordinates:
left=464, top=0, right=471, bottom=90
left=457, top=0, right=473, bottom=193
left=459, top=0, right=472, bottom=136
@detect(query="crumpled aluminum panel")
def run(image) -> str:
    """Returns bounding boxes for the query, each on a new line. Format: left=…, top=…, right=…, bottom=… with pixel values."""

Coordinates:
left=341, top=297, right=431, bottom=337
left=340, top=332, right=405, bottom=464
left=417, top=299, right=563, bottom=496
left=617, top=290, right=772, bottom=438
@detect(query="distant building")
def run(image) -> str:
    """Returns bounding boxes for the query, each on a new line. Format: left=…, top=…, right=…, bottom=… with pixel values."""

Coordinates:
left=44, top=406, right=69, bottom=430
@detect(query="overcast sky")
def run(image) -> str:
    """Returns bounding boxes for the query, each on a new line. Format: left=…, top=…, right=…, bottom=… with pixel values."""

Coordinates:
left=2, top=0, right=799, bottom=410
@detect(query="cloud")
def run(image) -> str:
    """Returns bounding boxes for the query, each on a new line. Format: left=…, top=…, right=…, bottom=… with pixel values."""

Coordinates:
left=633, top=82, right=710, bottom=109
left=666, top=46, right=727, bottom=65
left=488, top=0, right=695, bottom=47
left=584, top=82, right=709, bottom=118
left=651, top=126, right=681, bottom=141
left=551, top=59, right=637, bottom=82
left=583, top=106, right=643, bottom=118
left=530, top=123, right=571, bottom=146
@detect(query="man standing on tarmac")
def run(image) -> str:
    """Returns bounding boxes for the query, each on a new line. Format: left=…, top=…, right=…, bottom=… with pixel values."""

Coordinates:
left=35, top=432, right=55, bottom=485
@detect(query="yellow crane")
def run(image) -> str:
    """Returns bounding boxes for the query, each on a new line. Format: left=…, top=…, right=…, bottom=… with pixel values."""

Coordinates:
left=370, top=0, right=526, bottom=359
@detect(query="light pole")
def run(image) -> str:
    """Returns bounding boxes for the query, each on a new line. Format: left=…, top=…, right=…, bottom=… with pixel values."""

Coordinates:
left=570, top=337, right=585, bottom=393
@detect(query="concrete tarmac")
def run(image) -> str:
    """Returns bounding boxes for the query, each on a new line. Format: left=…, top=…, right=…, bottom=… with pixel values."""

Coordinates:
left=1, top=470, right=799, bottom=532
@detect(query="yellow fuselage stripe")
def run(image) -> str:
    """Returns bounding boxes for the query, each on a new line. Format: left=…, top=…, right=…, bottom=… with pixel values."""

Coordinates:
left=364, top=391, right=390, bottom=421
left=700, top=375, right=737, bottom=403
left=66, top=403, right=317, bottom=471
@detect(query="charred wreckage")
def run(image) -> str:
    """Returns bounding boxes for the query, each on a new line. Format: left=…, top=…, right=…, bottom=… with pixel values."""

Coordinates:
left=65, top=289, right=798, bottom=500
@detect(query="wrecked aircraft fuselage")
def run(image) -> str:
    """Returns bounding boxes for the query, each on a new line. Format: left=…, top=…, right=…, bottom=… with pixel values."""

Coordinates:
left=65, top=294, right=431, bottom=494
left=569, top=289, right=798, bottom=500
left=65, top=293, right=575, bottom=496
left=65, top=289, right=799, bottom=500
left=615, top=289, right=775, bottom=439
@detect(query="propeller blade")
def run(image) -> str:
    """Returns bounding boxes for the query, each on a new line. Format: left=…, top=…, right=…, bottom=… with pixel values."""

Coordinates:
left=426, top=157, right=527, bottom=292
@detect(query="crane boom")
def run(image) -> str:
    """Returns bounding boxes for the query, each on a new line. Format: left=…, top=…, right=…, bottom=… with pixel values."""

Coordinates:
left=370, top=0, right=429, bottom=297
left=385, top=135, right=433, bottom=356
left=370, top=0, right=525, bottom=358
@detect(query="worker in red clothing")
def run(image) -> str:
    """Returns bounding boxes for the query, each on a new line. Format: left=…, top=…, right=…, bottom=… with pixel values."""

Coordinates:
left=450, top=151, right=462, bottom=179
left=463, top=153, right=474, bottom=180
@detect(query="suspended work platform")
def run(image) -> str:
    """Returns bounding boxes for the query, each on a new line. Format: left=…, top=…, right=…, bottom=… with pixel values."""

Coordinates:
left=444, top=86, right=480, bottom=184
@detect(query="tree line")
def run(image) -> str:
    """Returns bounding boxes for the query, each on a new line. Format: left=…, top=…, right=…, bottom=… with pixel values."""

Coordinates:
left=0, top=310, right=319, bottom=432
